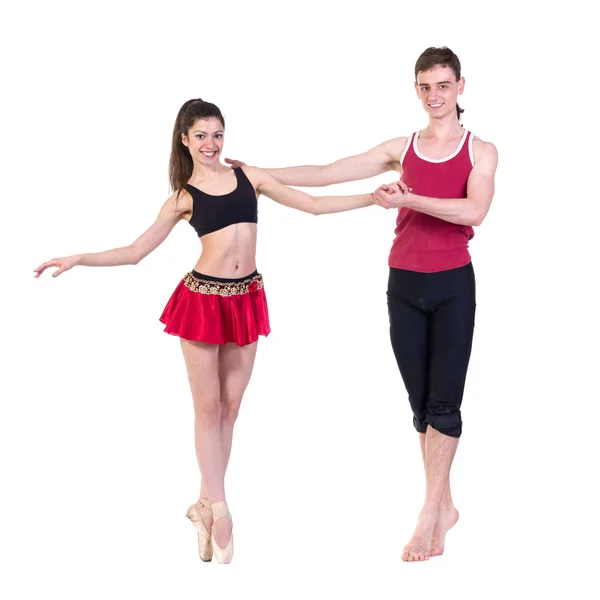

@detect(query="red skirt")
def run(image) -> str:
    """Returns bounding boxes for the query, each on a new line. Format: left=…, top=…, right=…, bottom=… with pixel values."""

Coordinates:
left=159, top=270, right=271, bottom=346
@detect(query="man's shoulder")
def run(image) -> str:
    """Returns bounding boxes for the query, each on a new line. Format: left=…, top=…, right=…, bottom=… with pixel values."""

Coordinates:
left=379, top=135, right=412, bottom=161
left=471, top=135, right=498, bottom=162
left=472, top=135, right=496, bottom=149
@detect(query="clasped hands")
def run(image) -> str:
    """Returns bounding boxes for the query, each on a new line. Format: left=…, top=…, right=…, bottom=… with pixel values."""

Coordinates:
left=372, top=180, right=412, bottom=209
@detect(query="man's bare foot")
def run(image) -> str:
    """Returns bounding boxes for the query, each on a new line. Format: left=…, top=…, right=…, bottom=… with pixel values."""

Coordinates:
left=429, top=505, right=459, bottom=557
left=402, top=505, right=438, bottom=562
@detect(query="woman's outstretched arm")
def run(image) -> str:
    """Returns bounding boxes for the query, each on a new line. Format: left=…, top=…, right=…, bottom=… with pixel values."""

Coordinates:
left=34, top=191, right=190, bottom=278
left=243, top=166, right=374, bottom=215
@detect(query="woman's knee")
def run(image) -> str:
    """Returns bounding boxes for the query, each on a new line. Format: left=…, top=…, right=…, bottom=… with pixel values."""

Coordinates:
left=220, top=393, right=242, bottom=424
left=194, top=397, right=222, bottom=428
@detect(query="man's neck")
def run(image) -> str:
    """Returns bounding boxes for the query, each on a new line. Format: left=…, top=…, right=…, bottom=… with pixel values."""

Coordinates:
left=422, top=116, right=464, bottom=141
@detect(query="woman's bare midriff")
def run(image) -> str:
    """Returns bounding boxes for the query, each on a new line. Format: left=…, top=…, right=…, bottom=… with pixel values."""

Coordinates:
left=193, top=223, right=258, bottom=278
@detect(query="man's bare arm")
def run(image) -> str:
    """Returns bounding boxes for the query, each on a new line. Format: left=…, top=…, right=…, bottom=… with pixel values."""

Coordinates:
left=374, top=140, right=498, bottom=226
left=226, top=137, right=407, bottom=187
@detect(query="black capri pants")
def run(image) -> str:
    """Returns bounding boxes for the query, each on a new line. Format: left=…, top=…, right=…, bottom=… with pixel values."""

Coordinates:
left=387, top=262, right=476, bottom=438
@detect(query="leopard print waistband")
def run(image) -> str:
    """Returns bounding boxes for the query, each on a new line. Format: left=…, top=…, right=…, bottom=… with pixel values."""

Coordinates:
left=183, top=272, right=264, bottom=296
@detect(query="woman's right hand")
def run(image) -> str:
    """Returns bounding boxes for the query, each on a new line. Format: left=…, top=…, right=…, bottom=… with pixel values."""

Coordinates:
left=34, top=255, right=81, bottom=278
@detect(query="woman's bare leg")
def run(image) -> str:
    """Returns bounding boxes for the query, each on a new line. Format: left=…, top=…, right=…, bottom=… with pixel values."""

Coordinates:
left=210, top=341, right=258, bottom=547
left=180, top=339, right=225, bottom=511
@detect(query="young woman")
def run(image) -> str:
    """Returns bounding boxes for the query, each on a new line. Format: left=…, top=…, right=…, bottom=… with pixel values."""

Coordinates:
left=227, top=47, right=499, bottom=562
left=34, top=99, right=375, bottom=564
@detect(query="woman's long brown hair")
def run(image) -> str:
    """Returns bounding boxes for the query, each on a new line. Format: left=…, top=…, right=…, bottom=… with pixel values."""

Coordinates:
left=169, top=99, right=225, bottom=196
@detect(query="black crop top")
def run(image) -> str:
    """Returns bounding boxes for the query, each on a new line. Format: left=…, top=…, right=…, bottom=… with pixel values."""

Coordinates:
left=185, top=167, right=258, bottom=238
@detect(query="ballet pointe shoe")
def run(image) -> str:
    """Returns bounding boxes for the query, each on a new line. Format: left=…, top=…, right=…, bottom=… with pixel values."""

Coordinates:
left=211, top=501, right=233, bottom=564
left=186, top=497, right=213, bottom=562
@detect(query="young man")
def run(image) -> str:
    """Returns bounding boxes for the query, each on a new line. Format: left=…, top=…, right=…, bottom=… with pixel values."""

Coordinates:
left=228, top=46, right=498, bottom=561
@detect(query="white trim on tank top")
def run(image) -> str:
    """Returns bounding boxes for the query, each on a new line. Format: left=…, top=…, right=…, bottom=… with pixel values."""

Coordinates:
left=399, top=135, right=413, bottom=166
left=468, top=131, right=474, bottom=166
left=413, top=128, right=469, bottom=163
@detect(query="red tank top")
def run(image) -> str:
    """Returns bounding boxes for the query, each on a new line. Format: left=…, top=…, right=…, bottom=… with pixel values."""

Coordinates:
left=388, top=129, right=475, bottom=273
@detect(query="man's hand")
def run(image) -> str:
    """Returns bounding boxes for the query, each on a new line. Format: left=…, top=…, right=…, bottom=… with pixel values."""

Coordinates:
left=374, top=180, right=412, bottom=209
left=224, top=158, right=247, bottom=168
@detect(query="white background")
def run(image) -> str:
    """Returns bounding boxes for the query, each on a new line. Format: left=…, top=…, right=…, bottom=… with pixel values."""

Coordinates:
left=1, top=1, right=598, bottom=598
